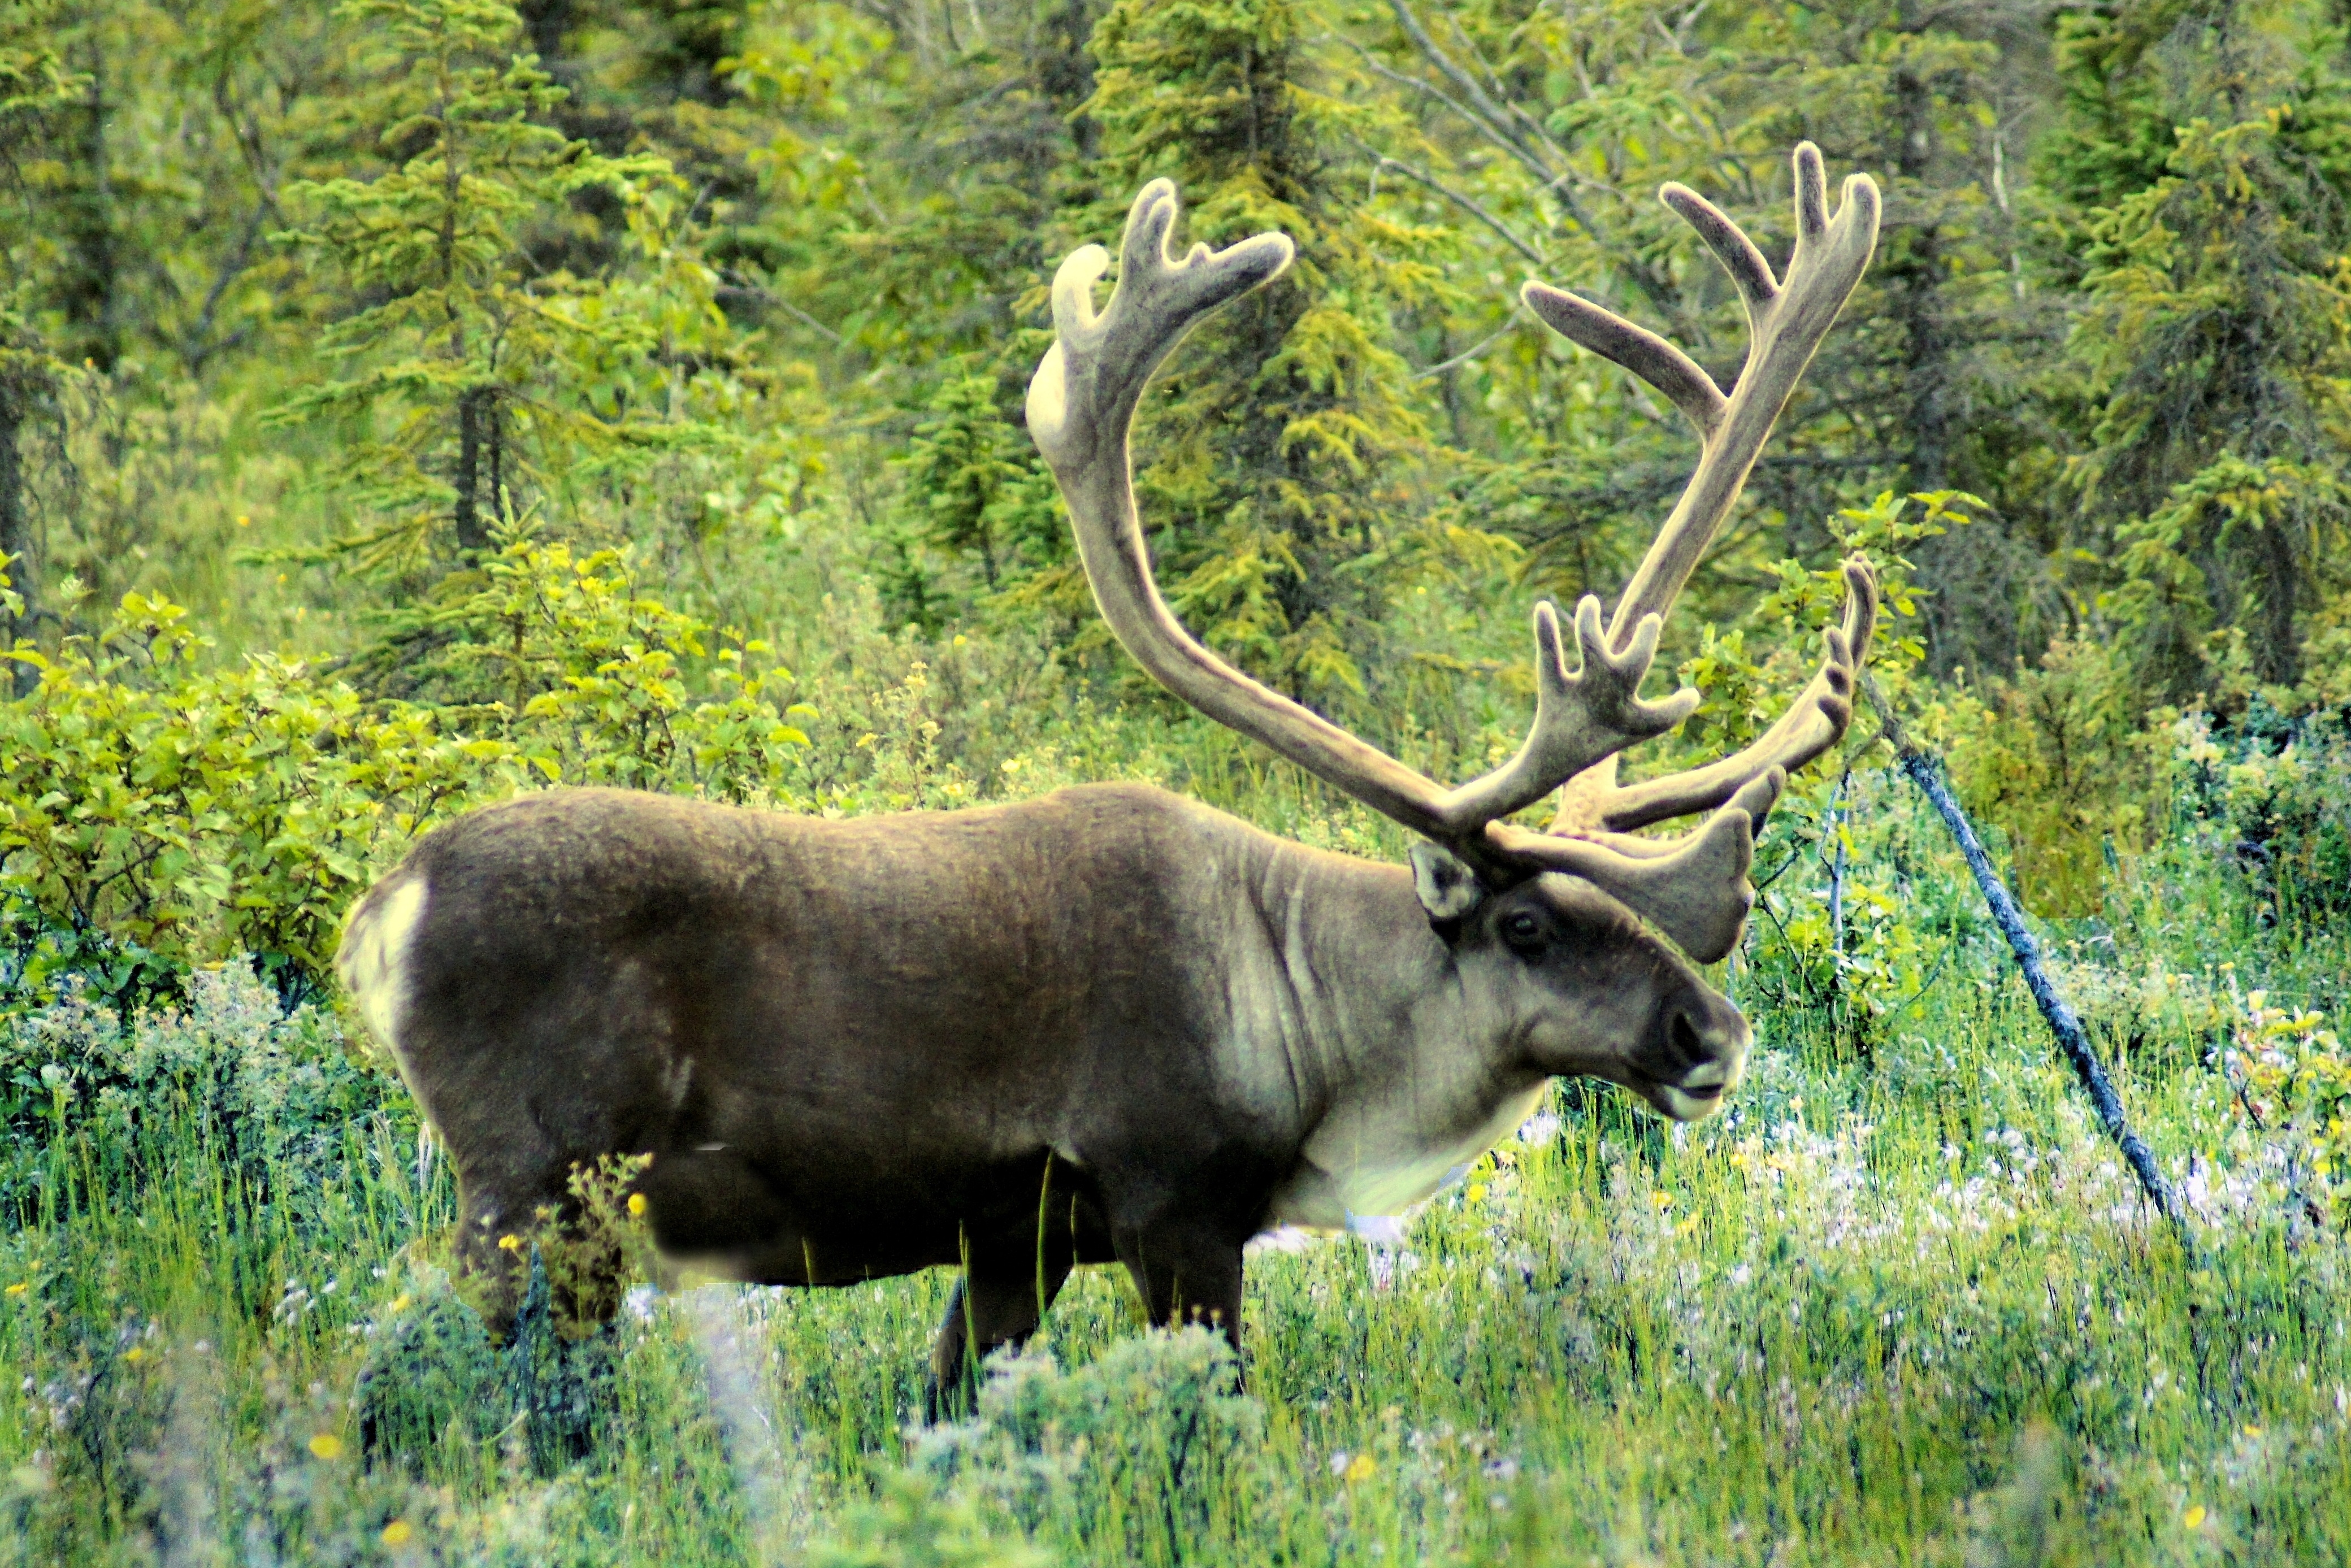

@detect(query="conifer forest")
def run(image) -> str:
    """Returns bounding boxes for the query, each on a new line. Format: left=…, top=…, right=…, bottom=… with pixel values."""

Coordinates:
left=4, top=0, right=2351, bottom=1561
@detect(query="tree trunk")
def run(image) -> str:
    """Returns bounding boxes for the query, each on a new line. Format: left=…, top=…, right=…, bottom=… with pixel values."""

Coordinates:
left=2254, top=517, right=2301, bottom=688
left=455, top=388, right=491, bottom=555
left=67, top=39, right=120, bottom=371
left=1892, top=60, right=1951, bottom=493
left=0, top=388, right=36, bottom=697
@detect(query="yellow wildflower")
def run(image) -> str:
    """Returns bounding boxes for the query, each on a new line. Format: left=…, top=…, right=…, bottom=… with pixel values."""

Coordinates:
left=309, top=1434, right=344, bottom=1461
left=381, top=1521, right=414, bottom=1547
left=1344, top=1453, right=1376, bottom=1484
left=627, top=1193, right=649, bottom=1218
left=2184, top=1505, right=2206, bottom=1529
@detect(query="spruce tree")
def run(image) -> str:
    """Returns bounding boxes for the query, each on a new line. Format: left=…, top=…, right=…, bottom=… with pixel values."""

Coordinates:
left=1083, top=0, right=1444, bottom=707
left=2046, top=0, right=2351, bottom=698
left=265, top=0, right=677, bottom=574
left=759, top=1, right=1106, bottom=623
left=1354, top=1, right=2049, bottom=674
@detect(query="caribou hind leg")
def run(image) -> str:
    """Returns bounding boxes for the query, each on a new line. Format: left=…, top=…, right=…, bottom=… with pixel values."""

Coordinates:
left=449, top=1146, right=580, bottom=1340
left=923, top=1154, right=1103, bottom=1421
left=923, top=1232, right=1078, bottom=1423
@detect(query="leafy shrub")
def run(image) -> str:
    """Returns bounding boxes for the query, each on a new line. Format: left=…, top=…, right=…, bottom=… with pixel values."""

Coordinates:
left=1945, top=637, right=2161, bottom=918
left=365, top=535, right=818, bottom=804
left=912, top=1328, right=1263, bottom=1562
left=354, top=1271, right=505, bottom=1476
left=0, top=588, right=512, bottom=994
left=2226, top=987, right=2351, bottom=1227
left=2170, top=707, right=2351, bottom=922
left=1, top=540, right=826, bottom=1000
left=805, top=1474, right=1052, bottom=1568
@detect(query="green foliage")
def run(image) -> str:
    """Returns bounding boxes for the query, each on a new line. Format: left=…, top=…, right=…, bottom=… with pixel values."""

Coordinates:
left=0, top=587, right=509, bottom=992
left=805, top=1474, right=1051, bottom=1568
left=389, top=533, right=819, bottom=800
left=353, top=1270, right=504, bottom=1475
left=897, top=372, right=1062, bottom=598
left=2169, top=706, right=2351, bottom=920
left=2054, top=0, right=2351, bottom=698
left=0, top=543, right=825, bottom=997
left=0, top=0, right=77, bottom=147
left=2226, top=984, right=2351, bottom=1226
left=264, top=0, right=686, bottom=572
left=913, top=1329, right=1264, bottom=1560
left=0, top=965, right=400, bottom=1231
left=5, top=903, right=2350, bottom=1562
left=1083, top=0, right=1467, bottom=709
left=1947, top=638, right=2162, bottom=919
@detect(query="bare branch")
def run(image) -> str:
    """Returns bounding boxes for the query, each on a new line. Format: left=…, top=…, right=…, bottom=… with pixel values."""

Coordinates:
left=1384, top=0, right=1557, bottom=180
left=1365, top=150, right=1547, bottom=268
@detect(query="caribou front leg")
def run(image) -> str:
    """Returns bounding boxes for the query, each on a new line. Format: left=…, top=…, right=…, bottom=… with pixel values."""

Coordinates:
left=1115, top=1223, right=1247, bottom=1370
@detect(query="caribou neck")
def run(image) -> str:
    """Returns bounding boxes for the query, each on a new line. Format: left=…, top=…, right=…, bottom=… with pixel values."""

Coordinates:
left=1230, top=840, right=1548, bottom=1233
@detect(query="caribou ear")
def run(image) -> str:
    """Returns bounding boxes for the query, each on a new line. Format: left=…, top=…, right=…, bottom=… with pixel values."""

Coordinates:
left=1410, top=843, right=1486, bottom=929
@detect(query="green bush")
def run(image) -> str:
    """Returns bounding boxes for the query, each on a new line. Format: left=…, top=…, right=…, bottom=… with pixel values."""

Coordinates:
left=1, top=539, right=825, bottom=1003
left=805, top=1474, right=1052, bottom=1568
left=911, top=1329, right=1264, bottom=1563
left=0, top=587, right=501, bottom=997
left=2168, top=706, right=2351, bottom=923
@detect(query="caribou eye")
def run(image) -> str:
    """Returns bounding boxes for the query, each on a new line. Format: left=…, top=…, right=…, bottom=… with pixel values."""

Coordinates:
left=1501, top=911, right=1545, bottom=950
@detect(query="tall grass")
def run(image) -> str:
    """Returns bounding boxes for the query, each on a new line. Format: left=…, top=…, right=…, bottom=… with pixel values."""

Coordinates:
left=2, top=771, right=2346, bottom=1565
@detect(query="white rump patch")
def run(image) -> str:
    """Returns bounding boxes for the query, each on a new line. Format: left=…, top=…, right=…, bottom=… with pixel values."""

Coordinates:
left=339, top=876, right=427, bottom=1064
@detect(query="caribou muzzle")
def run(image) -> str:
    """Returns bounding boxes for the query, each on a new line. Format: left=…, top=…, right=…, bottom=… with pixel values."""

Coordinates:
left=1625, top=990, right=1751, bottom=1122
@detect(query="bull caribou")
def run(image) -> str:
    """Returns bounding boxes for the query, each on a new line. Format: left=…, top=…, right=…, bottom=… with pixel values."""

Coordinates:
left=337, top=145, right=1881, bottom=1406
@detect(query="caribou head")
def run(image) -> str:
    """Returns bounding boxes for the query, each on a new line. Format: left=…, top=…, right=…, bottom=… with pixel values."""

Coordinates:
left=333, top=145, right=1879, bottom=1411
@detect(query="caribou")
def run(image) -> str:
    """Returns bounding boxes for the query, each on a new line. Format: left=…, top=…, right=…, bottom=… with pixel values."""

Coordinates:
left=337, top=145, right=1881, bottom=1406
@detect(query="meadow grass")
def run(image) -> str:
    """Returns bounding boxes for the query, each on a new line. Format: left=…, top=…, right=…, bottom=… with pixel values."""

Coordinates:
left=1, top=820, right=2346, bottom=1566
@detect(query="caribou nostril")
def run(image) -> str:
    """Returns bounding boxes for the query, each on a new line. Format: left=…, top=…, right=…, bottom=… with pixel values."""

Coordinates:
left=1669, top=1009, right=1706, bottom=1074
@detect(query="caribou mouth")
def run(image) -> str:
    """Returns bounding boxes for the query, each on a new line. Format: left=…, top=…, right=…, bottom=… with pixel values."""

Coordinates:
left=1625, top=1068, right=1736, bottom=1123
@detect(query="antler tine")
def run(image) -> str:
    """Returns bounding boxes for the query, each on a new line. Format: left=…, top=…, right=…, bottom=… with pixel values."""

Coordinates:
left=1598, top=142, right=1880, bottom=648
left=1029, top=179, right=1294, bottom=476
left=1435, top=595, right=1703, bottom=828
left=1520, top=283, right=1727, bottom=440
left=1660, top=182, right=1778, bottom=319
left=1560, top=560, right=1878, bottom=836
